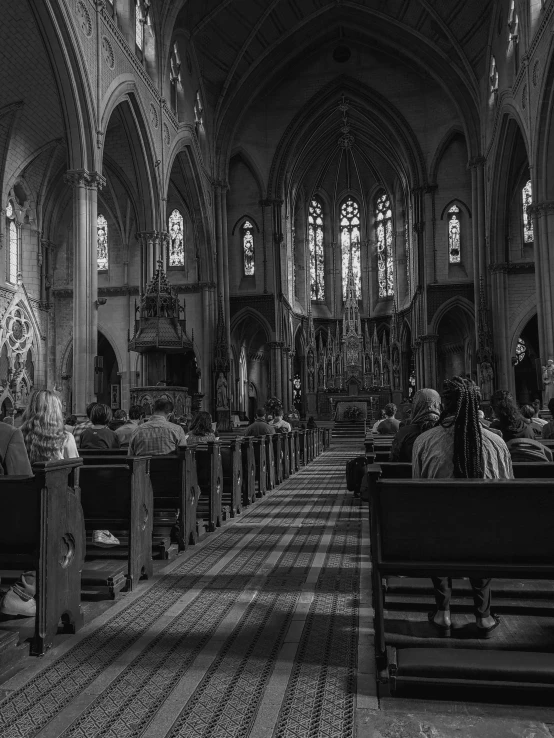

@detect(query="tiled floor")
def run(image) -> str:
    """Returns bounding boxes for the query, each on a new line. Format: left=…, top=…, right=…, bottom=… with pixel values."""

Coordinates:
left=1, top=445, right=554, bottom=737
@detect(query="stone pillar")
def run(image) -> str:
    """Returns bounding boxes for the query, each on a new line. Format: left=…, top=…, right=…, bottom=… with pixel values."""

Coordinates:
left=420, top=334, right=439, bottom=389
left=221, top=185, right=231, bottom=350
left=269, top=342, right=282, bottom=399
left=533, top=202, right=554, bottom=363
left=64, top=169, right=105, bottom=415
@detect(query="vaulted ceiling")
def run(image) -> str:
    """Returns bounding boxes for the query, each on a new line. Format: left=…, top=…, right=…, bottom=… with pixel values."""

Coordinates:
left=166, top=0, right=496, bottom=138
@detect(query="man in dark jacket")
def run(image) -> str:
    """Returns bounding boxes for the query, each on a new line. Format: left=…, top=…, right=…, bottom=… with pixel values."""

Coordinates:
left=243, top=409, right=276, bottom=437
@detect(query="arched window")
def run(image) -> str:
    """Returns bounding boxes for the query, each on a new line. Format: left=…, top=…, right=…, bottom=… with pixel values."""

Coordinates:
left=308, top=198, right=325, bottom=300
left=375, top=192, right=394, bottom=297
left=242, top=221, right=255, bottom=276
left=405, top=221, right=411, bottom=294
left=508, top=0, right=520, bottom=69
left=168, top=209, right=184, bottom=267
left=448, top=205, right=461, bottom=263
left=170, top=43, right=181, bottom=114
left=5, top=201, right=18, bottom=284
left=522, top=180, right=534, bottom=243
left=97, top=214, right=108, bottom=271
left=340, top=197, right=361, bottom=299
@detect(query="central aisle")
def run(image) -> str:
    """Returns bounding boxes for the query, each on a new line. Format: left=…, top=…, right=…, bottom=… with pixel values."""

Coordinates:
left=0, top=448, right=367, bottom=738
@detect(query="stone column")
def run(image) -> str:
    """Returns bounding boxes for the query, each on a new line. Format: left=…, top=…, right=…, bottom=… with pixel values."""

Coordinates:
left=533, top=202, right=554, bottom=363
left=420, top=334, right=439, bottom=389
left=269, top=342, right=282, bottom=399
left=64, top=169, right=105, bottom=415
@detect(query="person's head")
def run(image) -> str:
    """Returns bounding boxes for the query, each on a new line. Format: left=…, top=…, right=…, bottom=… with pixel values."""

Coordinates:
left=90, top=403, right=112, bottom=426
left=410, top=388, right=441, bottom=431
left=255, top=408, right=266, bottom=420
left=65, top=414, right=77, bottom=426
left=153, top=398, right=174, bottom=417
left=21, top=389, right=65, bottom=463
left=274, top=410, right=283, bottom=420
left=384, top=403, right=397, bottom=418
left=113, top=409, right=127, bottom=421
left=548, top=398, right=554, bottom=417
left=490, top=390, right=522, bottom=429
left=85, top=402, right=97, bottom=419
left=307, top=416, right=316, bottom=428
left=189, top=411, right=213, bottom=436
left=439, top=376, right=483, bottom=478
left=129, top=405, right=144, bottom=421
left=520, top=404, right=534, bottom=420
left=478, top=409, right=485, bottom=420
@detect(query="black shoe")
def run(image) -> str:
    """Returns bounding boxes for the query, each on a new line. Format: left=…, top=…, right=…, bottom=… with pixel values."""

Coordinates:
left=475, top=613, right=501, bottom=639
left=428, top=610, right=451, bottom=637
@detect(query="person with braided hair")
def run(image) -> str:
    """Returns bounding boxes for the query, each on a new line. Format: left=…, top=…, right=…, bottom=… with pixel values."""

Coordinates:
left=412, top=376, right=513, bottom=637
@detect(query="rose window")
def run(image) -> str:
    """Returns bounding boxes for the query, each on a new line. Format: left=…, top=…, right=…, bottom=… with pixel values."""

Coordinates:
left=6, top=308, right=33, bottom=354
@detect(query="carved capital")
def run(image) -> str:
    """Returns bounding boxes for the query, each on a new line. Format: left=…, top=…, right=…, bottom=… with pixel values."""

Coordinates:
left=467, top=156, right=486, bottom=169
left=64, top=169, right=106, bottom=190
left=419, top=333, right=440, bottom=344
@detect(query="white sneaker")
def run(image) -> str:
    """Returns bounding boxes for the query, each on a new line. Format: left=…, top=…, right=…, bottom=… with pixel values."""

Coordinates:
left=0, top=588, right=36, bottom=617
left=92, top=530, right=120, bottom=548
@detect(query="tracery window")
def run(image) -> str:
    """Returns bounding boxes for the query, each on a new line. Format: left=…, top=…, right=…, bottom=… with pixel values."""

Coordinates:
left=340, top=197, right=361, bottom=299
left=168, top=209, right=184, bottom=267
left=6, top=201, right=18, bottom=284
left=375, top=192, right=394, bottom=297
left=194, top=91, right=204, bottom=129
left=405, top=221, right=411, bottom=294
left=97, top=214, right=108, bottom=271
left=515, top=337, right=526, bottom=363
left=170, top=43, right=181, bottom=114
left=508, top=0, right=519, bottom=69
left=308, top=198, right=325, bottom=300
left=293, top=373, right=302, bottom=413
left=242, top=221, right=255, bottom=276
left=448, top=205, right=461, bottom=263
left=522, top=180, right=534, bottom=243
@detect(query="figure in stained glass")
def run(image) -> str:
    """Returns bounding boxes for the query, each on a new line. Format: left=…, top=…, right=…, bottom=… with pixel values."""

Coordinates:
left=97, top=214, right=108, bottom=271
left=308, top=198, right=325, bottom=300
left=243, top=221, right=255, bottom=275
left=168, top=209, right=184, bottom=266
left=522, top=180, right=533, bottom=243
left=340, top=198, right=361, bottom=299
left=375, top=193, right=394, bottom=297
left=448, top=205, right=461, bottom=263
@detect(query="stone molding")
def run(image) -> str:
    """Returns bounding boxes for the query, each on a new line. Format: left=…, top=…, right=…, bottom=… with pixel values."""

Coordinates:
left=489, top=261, right=535, bottom=274
left=64, top=169, right=106, bottom=190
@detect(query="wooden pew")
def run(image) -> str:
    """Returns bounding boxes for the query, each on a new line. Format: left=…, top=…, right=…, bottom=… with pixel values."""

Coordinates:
left=368, top=475, right=554, bottom=694
left=282, top=432, right=291, bottom=479
left=264, top=434, right=276, bottom=490
left=271, top=433, right=284, bottom=485
left=194, top=441, right=225, bottom=531
left=79, top=458, right=153, bottom=596
left=220, top=438, right=243, bottom=516
left=0, top=458, right=84, bottom=657
left=297, top=429, right=307, bottom=466
left=289, top=430, right=299, bottom=473
left=240, top=436, right=256, bottom=506
left=252, top=437, right=267, bottom=497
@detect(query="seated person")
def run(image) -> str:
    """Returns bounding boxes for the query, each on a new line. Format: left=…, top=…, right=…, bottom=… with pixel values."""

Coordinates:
left=490, top=390, right=536, bottom=441
left=243, top=409, right=276, bottom=437
left=114, top=405, right=143, bottom=447
left=64, top=414, right=77, bottom=433
left=507, top=437, right=553, bottom=462
left=270, top=411, right=292, bottom=433
left=306, top=416, right=317, bottom=429
left=186, top=411, right=218, bottom=446
left=377, top=403, right=400, bottom=434
left=79, top=404, right=120, bottom=450
left=542, top=398, right=554, bottom=439
left=520, top=404, right=544, bottom=438
left=389, top=388, right=440, bottom=463
left=412, top=377, right=512, bottom=637
left=371, top=410, right=385, bottom=433
left=108, top=408, right=127, bottom=432
left=532, top=398, right=548, bottom=426
left=128, top=398, right=187, bottom=456
left=72, top=402, right=96, bottom=447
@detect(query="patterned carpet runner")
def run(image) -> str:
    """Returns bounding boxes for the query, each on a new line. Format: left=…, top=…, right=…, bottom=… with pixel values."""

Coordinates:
left=0, top=448, right=362, bottom=738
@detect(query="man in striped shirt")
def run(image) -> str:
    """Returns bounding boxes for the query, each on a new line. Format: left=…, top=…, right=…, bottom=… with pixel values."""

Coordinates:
left=72, top=402, right=96, bottom=447
left=128, top=398, right=186, bottom=456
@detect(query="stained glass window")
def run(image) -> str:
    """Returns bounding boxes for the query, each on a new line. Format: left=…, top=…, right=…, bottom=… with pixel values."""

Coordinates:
left=135, top=1, right=143, bottom=50
left=340, top=197, right=361, bottom=299
left=170, top=44, right=181, bottom=114
left=194, top=91, right=203, bottom=129
left=508, top=0, right=519, bottom=42
left=489, top=56, right=498, bottom=94
left=408, top=369, right=416, bottom=400
left=6, top=201, right=17, bottom=283
left=522, top=180, right=534, bottom=243
left=405, top=221, right=411, bottom=294
left=516, top=337, right=526, bottom=363
left=243, top=221, right=254, bottom=276
left=448, top=205, right=461, bottom=263
left=168, top=209, right=184, bottom=266
left=97, top=214, right=108, bottom=271
left=308, top=198, right=325, bottom=300
left=375, top=192, right=394, bottom=297
left=293, top=373, right=302, bottom=412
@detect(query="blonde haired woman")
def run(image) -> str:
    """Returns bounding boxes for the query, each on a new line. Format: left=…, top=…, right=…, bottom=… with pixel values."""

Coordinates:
left=21, top=390, right=119, bottom=548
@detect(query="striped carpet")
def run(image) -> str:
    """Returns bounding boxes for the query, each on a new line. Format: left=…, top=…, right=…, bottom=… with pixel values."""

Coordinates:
left=0, top=447, right=365, bottom=738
